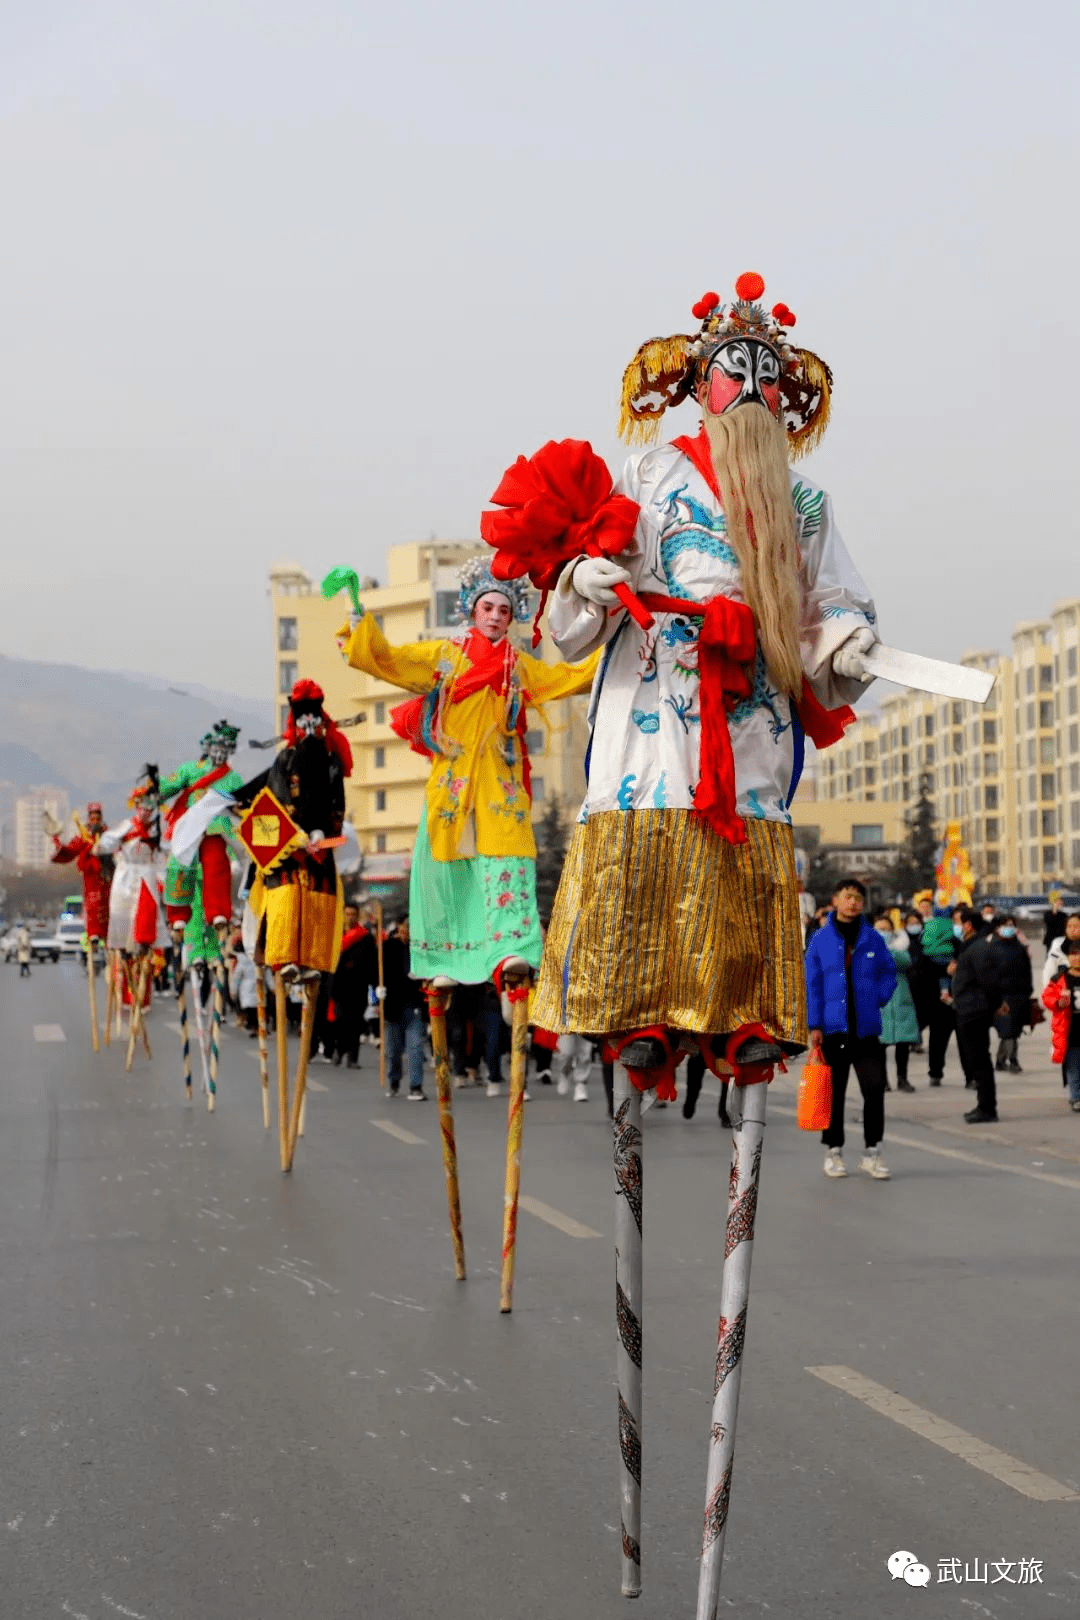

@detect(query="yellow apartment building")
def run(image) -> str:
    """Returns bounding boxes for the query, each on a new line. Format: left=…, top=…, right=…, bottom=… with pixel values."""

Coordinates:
left=269, top=543, right=591, bottom=873
left=811, top=599, right=1080, bottom=894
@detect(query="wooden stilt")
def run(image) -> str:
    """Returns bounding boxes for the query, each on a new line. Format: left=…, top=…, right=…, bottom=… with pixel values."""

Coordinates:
left=613, top=1068, right=644, bottom=1598
left=255, top=969, right=270, bottom=1129
left=283, top=977, right=318, bottom=1171
left=207, top=959, right=224, bottom=1112
left=125, top=956, right=151, bottom=1071
left=177, top=970, right=192, bottom=1098
left=275, top=973, right=289, bottom=1170
left=86, top=939, right=100, bottom=1052
left=695, top=1079, right=769, bottom=1620
left=375, top=900, right=386, bottom=1092
left=428, top=984, right=465, bottom=1280
left=499, top=973, right=531, bottom=1314
left=102, top=950, right=116, bottom=1047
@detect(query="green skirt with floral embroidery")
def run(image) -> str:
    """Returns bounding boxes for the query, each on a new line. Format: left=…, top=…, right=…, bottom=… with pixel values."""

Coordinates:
left=408, top=818, right=542, bottom=983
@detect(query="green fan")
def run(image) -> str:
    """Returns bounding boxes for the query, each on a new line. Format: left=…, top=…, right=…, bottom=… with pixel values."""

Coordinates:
left=320, top=566, right=362, bottom=615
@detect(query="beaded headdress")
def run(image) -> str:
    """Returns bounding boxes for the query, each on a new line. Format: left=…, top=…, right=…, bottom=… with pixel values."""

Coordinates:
left=456, top=557, right=532, bottom=625
left=618, top=271, right=832, bottom=458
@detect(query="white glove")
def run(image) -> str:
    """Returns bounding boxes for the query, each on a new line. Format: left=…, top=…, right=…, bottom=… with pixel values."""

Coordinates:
left=571, top=555, right=632, bottom=607
left=375, top=985, right=387, bottom=1001
left=831, top=626, right=877, bottom=682
left=309, top=828, right=325, bottom=845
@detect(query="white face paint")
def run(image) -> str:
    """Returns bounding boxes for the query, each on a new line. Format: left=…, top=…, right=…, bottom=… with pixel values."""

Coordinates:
left=703, top=338, right=782, bottom=415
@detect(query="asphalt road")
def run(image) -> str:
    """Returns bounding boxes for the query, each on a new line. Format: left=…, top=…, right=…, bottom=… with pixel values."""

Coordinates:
left=3, top=961, right=1079, bottom=1620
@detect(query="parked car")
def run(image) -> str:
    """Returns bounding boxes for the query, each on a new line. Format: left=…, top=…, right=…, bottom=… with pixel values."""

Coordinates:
left=55, top=918, right=87, bottom=959
left=30, top=931, right=61, bottom=963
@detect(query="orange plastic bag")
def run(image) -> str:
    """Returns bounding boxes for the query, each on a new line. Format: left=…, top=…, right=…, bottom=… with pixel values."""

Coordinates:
left=797, top=1046, right=833, bottom=1131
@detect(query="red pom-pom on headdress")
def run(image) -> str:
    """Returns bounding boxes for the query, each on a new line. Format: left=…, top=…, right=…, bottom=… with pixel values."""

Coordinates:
left=692, top=291, right=720, bottom=320
left=735, top=271, right=765, bottom=302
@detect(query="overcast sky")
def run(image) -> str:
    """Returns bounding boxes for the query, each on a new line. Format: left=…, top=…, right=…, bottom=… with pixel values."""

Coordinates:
left=1, top=0, right=1075, bottom=700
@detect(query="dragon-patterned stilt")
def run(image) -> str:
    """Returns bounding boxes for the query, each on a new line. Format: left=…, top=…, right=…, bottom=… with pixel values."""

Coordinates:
left=613, top=1068, right=643, bottom=1597
left=695, top=1075, right=769, bottom=1619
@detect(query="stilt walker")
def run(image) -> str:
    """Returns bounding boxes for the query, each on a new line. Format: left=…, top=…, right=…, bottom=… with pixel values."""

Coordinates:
left=483, top=272, right=904, bottom=1602
left=612, top=1070, right=643, bottom=1597
left=426, top=982, right=466, bottom=1280
left=48, top=801, right=113, bottom=1053
left=231, top=679, right=352, bottom=1173
left=330, top=558, right=596, bottom=1292
left=98, top=766, right=169, bottom=1069
left=498, top=964, right=532, bottom=1314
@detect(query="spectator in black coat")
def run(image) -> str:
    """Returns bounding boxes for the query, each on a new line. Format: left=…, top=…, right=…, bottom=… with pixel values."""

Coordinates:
left=330, top=904, right=376, bottom=1068
left=1044, top=893, right=1068, bottom=951
left=381, top=916, right=428, bottom=1099
left=949, top=907, right=1005, bottom=1124
left=990, top=915, right=1033, bottom=1073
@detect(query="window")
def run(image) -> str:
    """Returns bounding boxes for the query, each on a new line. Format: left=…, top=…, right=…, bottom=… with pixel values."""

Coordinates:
left=941, top=732, right=949, bottom=757
left=280, top=703, right=290, bottom=733
left=1069, top=687, right=1078, bottom=716
left=1027, top=738, right=1036, bottom=766
left=1028, top=810, right=1038, bottom=837
left=865, top=767, right=876, bottom=785
left=952, top=703, right=963, bottom=725
left=925, top=745, right=935, bottom=765
left=851, top=824, right=884, bottom=846
left=374, top=701, right=385, bottom=725
left=525, top=729, right=545, bottom=756
left=901, top=726, right=909, bottom=746
left=986, top=850, right=999, bottom=875
left=1069, top=647, right=1078, bottom=678
left=279, top=659, right=298, bottom=694
left=1026, top=701, right=1035, bottom=729
left=1044, top=845, right=1057, bottom=870
left=1072, top=803, right=1080, bottom=833
left=1028, top=773, right=1037, bottom=801
left=375, top=789, right=386, bottom=812
left=435, top=589, right=458, bottom=626
left=902, top=782, right=911, bottom=802
left=1041, top=737, right=1057, bottom=764
left=854, top=768, right=863, bottom=787
left=985, top=817, right=999, bottom=841
left=277, top=616, right=298, bottom=651
left=1025, top=667, right=1035, bottom=695
left=1042, top=809, right=1057, bottom=837
left=973, top=786, right=981, bottom=811
left=901, top=752, right=910, bottom=774
left=985, top=785, right=999, bottom=810
left=1040, top=700, right=1055, bottom=729
left=1042, top=772, right=1056, bottom=799
left=1072, top=763, right=1080, bottom=792
left=374, top=746, right=386, bottom=768
left=1040, top=664, right=1054, bottom=691
left=375, top=833, right=387, bottom=853
left=982, top=719, right=997, bottom=744
left=532, top=776, right=546, bottom=802
left=985, top=752, right=997, bottom=776
left=924, top=715, right=935, bottom=736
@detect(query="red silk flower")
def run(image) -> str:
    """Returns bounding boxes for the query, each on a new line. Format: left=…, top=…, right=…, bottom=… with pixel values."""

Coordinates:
left=480, top=439, right=641, bottom=593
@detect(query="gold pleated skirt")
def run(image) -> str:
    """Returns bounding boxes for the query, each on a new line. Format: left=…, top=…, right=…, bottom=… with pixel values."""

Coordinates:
left=262, top=860, right=344, bottom=976
left=532, top=809, right=806, bottom=1042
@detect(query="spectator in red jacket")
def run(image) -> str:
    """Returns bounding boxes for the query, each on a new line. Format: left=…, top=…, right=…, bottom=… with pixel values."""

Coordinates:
left=1041, top=938, right=1080, bottom=1113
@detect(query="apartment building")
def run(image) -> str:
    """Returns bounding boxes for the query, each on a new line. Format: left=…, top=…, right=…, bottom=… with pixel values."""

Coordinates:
left=14, top=787, right=70, bottom=868
left=269, top=543, right=591, bottom=863
left=812, top=599, right=1080, bottom=894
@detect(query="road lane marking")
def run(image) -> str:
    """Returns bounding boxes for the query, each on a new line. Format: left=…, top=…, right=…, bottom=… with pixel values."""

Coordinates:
left=764, top=1099, right=1080, bottom=1191
left=370, top=1118, right=426, bottom=1145
left=33, top=1025, right=66, bottom=1043
left=807, top=1365, right=1080, bottom=1502
left=519, top=1195, right=602, bottom=1239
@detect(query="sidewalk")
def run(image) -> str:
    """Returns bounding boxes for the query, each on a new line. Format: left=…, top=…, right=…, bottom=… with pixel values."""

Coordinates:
left=876, top=1035, right=1080, bottom=1166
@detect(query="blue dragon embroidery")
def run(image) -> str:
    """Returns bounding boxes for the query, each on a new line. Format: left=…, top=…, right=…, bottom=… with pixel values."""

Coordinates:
left=617, top=773, right=637, bottom=809
left=663, top=693, right=700, bottom=733
left=657, top=485, right=737, bottom=594
left=652, top=771, right=668, bottom=808
left=729, top=647, right=790, bottom=740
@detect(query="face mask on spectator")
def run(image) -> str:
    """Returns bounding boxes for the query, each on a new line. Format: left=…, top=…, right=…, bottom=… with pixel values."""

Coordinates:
left=999, top=925, right=1016, bottom=938
left=906, top=922, right=922, bottom=935
left=953, top=923, right=965, bottom=939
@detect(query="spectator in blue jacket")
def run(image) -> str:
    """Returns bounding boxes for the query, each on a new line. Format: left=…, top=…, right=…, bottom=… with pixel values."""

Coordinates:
left=805, top=877, right=898, bottom=1181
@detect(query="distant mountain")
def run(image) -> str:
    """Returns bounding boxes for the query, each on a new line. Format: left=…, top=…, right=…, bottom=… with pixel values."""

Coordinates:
left=0, top=656, right=273, bottom=821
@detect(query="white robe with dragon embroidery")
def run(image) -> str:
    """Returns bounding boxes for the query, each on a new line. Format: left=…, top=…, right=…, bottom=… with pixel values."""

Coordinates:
left=548, top=443, right=876, bottom=824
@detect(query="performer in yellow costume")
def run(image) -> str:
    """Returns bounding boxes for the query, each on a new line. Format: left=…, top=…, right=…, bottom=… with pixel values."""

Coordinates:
left=341, top=558, right=599, bottom=982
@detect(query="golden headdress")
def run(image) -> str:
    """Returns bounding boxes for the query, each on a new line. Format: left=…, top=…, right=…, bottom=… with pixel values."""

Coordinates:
left=618, top=271, right=832, bottom=459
